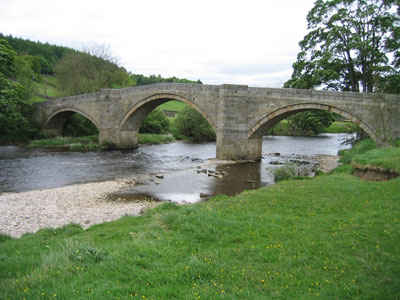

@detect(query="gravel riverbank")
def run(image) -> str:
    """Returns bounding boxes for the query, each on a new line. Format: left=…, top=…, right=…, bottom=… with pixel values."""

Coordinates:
left=0, top=156, right=340, bottom=238
left=0, top=179, right=151, bottom=238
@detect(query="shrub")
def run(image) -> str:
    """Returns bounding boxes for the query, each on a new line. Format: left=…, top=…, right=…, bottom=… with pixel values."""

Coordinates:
left=139, top=109, right=170, bottom=134
left=175, top=106, right=216, bottom=141
left=273, top=164, right=298, bottom=182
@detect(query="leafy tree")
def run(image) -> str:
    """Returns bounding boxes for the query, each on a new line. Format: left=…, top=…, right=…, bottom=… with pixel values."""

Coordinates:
left=0, top=39, right=17, bottom=77
left=175, top=106, right=216, bottom=141
left=287, top=110, right=335, bottom=135
left=62, top=114, right=98, bottom=137
left=139, top=109, right=170, bottom=134
left=55, top=46, right=134, bottom=95
left=131, top=74, right=202, bottom=86
left=285, top=0, right=399, bottom=93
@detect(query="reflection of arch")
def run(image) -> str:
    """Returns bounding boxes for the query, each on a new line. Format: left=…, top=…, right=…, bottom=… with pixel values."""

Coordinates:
left=45, top=108, right=100, bottom=130
left=119, top=93, right=216, bottom=131
left=248, top=103, right=378, bottom=142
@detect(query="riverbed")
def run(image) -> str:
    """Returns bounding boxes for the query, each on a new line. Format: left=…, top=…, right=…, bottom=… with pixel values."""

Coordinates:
left=0, top=133, right=354, bottom=237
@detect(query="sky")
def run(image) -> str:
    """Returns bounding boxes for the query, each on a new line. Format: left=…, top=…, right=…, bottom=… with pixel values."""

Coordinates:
left=0, top=0, right=316, bottom=87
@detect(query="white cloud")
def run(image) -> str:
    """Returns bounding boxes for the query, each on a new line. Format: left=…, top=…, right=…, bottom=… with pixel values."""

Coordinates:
left=0, top=0, right=315, bottom=87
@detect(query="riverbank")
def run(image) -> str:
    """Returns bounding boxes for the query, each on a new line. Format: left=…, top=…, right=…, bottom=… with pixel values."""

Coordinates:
left=0, top=178, right=156, bottom=238
left=1, top=168, right=399, bottom=299
left=0, top=154, right=339, bottom=238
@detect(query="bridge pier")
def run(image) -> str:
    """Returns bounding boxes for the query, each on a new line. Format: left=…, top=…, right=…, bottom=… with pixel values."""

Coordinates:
left=99, top=129, right=138, bottom=149
left=216, top=134, right=262, bottom=161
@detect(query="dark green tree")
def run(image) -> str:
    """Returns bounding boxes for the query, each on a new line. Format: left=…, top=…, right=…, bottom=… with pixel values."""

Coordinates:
left=175, top=106, right=216, bottom=141
left=139, top=109, right=170, bottom=134
left=286, top=110, right=335, bottom=135
left=285, top=0, right=399, bottom=93
left=0, top=40, right=33, bottom=139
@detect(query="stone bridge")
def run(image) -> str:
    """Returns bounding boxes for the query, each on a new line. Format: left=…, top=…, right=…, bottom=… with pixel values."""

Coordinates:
left=33, top=83, right=400, bottom=160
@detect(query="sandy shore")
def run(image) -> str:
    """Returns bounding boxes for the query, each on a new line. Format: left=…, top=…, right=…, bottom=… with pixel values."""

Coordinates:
left=0, top=179, right=152, bottom=238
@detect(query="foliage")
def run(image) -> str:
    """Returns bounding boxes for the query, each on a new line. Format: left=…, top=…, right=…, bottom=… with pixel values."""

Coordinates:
left=0, top=33, right=70, bottom=74
left=139, top=109, right=170, bottom=134
left=55, top=48, right=134, bottom=95
left=175, top=106, right=216, bottom=141
left=28, top=135, right=98, bottom=148
left=1, top=172, right=399, bottom=299
left=352, top=147, right=400, bottom=172
left=62, top=114, right=98, bottom=137
left=284, top=0, right=399, bottom=93
left=287, top=110, right=335, bottom=135
left=138, top=133, right=175, bottom=145
left=131, top=74, right=202, bottom=86
left=273, top=163, right=298, bottom=181
left=338, top=138, right=376, bottom=164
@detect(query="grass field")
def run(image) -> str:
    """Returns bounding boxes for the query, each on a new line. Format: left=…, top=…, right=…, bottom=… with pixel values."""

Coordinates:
left=1, top=141, right=399, bottom=299
left=157, top=100, right=187, bottom=113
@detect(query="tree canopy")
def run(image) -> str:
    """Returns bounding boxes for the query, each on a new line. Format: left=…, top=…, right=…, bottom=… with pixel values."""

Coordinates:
left=285, top=0, right=400, bottom=94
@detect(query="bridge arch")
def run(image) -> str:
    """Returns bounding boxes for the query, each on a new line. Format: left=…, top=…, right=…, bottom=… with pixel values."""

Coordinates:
left=44, top=107, right=100, bottom=136
left=248, top=103, right=378, bottom=142
left=119, top=92, right=217, bottom=132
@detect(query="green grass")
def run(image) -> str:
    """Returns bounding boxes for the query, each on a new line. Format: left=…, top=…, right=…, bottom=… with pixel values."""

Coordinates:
left=352, top=147, right=400, bottom=172
left=157, top=100, right=187, bottom=113
left=28, top=134, right=176, bottom=149
left=1, top=172, right=399, bottom=299
left=338, top=139, right=377, bottom=164
left=267, top=121, right=357, bottom=136
left=28, top=136, right=99, bottom=148
left=32, top=75, right=65, bottom=101
left=138, top=134, right=175, bottom=145
left=323, top=121, right=358, bottom=134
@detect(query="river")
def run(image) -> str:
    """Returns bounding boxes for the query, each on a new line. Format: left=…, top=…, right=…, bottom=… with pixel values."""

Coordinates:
left=0, top=133, right=354, bottom=203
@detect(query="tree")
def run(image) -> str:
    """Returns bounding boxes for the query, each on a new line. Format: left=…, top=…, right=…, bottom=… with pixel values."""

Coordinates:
left=0, top=40, right=31, bottom=138
left=55, top=45, right=134, bottom=95
left=175, top=106, right=216, bottom=141
left=285, top=0, right=399, bottom=93
left=139, top=109, right=170, bottom=134
left=286, top=110, right=335, bottom=135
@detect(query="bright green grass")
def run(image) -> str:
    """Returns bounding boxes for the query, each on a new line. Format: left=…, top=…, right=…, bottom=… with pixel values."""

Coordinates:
left=138, top=134, right=175, bottom=144
left=28, top=136, right=98, bottom=148
left=338, top=139, right=377, bottom=164
left=157, top=100, right=187, bottom=113
left=323, top=122, right=358, bottom=134
left=268, top=121, right=357, bottom=136
left=352, top=147, right=400, bottom=172
left=1, top=173, right=399, bottom=299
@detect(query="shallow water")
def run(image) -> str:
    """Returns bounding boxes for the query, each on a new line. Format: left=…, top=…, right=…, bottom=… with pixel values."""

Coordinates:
left=0, top=133, right=354, bottom=202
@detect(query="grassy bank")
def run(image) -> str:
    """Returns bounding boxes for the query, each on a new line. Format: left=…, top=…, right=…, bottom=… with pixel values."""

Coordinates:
left=1, top=163, right=399, bottom=299
left=268, top=121, right=358, bottom=136
left=28, top=134, right=177, bottom=150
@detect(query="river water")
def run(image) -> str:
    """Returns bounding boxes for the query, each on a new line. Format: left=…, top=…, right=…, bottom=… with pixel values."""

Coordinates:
left=0, top=133, right=354, bottom=202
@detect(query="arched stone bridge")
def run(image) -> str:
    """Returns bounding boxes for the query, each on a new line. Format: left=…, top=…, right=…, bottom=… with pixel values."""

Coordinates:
left=33, top=83, right=400, bottom=160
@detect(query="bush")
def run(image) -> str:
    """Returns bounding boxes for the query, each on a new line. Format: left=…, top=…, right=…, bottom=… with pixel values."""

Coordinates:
left=62, top=113, right=98, bottom=137
left=139, top=109, right=170, bottom=134
left=175, top=106, right=216, bottom=141
left=273, top=164, right=298, bottom=182
left=287, top=111, right=335, bottom=135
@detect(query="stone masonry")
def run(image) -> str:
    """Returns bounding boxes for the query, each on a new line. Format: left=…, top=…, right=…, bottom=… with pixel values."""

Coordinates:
left=33, top=83, right=400, bottom=160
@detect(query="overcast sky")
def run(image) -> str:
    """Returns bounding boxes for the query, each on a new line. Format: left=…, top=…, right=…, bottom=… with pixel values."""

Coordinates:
left=0, top=0, right=316, bottom=87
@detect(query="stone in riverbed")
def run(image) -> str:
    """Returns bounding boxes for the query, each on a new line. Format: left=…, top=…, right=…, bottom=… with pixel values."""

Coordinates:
left=156, top=174, right=164, bottom=179
left=200, top=193, right=209, bottom=198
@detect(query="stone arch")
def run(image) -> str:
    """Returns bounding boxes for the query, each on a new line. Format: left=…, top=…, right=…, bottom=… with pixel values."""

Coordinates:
left=248, top=103, right=378, bottom=142
left=119, top=92, right=217, bottom=132
left=44, top=107, right=100, bottom=136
